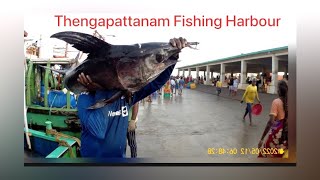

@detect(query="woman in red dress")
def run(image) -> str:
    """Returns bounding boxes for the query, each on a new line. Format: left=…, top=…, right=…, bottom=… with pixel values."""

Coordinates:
left=258, top=80, right=288, bottom=158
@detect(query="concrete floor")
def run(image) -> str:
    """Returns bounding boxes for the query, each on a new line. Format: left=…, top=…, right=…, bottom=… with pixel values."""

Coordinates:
left=127, top=85, right=278, bottom=158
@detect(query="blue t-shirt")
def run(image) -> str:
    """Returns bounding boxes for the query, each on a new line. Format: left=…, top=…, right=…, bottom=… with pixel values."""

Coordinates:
left=77, top=64, right=175, bottom=158
left=179, top=79, right=185, bottom=87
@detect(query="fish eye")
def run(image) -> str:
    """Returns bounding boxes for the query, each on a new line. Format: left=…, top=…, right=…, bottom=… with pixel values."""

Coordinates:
left=156, top=54, right=165, bottom=63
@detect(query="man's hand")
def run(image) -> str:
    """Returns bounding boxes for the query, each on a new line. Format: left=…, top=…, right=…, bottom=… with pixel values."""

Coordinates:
left=170, top=37, right=188, bottom=49
left=128, top=120, right=137, bottom=132
left=240, top=100, right=244, bottom=104
left=77, top=73, right=103, bottom=92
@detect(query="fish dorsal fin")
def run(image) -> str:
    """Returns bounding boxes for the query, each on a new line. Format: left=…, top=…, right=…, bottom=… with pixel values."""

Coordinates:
left=50, top=31, right=111, bottom=54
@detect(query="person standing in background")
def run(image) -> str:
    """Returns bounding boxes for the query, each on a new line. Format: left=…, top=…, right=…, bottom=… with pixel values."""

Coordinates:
left=241, top=78, right=261, bottom=126
left=170, top=77, right=176, bottom=96
left=175, top=78, right=179, bottom=94
left=228, top=76, right=234, bottom=96
left=178, top=76, right=185, bottom=95
left=232, top=77, right=239, bottom=97
left=216, top=79, right=222, bottom=96
left=258, top=80, right=288, bottom=158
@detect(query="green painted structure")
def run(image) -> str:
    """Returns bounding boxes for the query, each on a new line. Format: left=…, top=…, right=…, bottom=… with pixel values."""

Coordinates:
left=24, top=128, right=78, bottom=158
left=25, top=58, right=81, bottom=158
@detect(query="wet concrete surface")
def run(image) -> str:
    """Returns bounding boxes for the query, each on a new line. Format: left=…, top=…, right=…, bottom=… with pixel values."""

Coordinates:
left=127, top=84, right=278, bottom=158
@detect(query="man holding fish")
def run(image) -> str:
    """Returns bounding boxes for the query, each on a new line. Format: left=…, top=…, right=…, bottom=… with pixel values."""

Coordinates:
left=75, top=37, right=189, bottom=158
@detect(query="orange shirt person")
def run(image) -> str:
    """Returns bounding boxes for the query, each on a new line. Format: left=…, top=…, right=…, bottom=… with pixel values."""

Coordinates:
left=258, top=80, right=288, bottom=158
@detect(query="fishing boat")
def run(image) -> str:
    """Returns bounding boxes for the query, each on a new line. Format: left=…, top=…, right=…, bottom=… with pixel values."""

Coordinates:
left=24, top=30, right=115, bottom=158
left=24, top=32, right=82, bottom=158
left=24, top=57, right=81, bottom=158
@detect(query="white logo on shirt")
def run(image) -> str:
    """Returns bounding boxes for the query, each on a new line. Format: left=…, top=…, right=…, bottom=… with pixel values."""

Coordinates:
left=108, top=106, right=128, bottom=117
left=121, top=106, right=128, bottom=117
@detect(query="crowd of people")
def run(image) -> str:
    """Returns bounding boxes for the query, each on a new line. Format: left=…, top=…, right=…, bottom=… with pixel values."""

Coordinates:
left=169, top=76, right=186, bottom=96
left=211, top=75, right=289, bottom=157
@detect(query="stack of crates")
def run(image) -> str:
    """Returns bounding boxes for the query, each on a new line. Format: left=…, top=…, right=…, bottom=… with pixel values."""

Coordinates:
left=164, top=81, right=171, bottom=98
left=190, top=83, right=196, bottom=89
left=164, top=89, right=171, bottom=98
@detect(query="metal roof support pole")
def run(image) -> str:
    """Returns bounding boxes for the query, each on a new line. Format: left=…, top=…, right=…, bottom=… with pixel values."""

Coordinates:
left=182, top=69, right=185, bottom=77
left=206, top=65, right=211, bottom=85
left=196, top=67, right=199, bottom=80
left=220, top=63, right=225, bottom=85
left=269, top=55, right=279, bottom=94
left=239, top=60, right=247, bottom=90
left=284, top=66, right=288, bottom=80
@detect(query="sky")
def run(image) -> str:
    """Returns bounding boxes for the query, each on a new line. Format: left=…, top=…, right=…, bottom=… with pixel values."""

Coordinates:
left=24, top=0, right=294, bottom=76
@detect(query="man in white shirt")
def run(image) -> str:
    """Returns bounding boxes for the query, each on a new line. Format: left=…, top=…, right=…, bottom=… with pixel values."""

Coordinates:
left=170, top=78, right=176, bottom=95
left=233, top=77, right=239, bottom=96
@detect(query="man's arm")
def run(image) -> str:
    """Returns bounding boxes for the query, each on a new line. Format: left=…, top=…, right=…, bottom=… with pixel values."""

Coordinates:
left=131, top=103, right=139, bottom=121
left=128, top=102, right=139, bottom=132
left=132, top=63, right=176, bottom=105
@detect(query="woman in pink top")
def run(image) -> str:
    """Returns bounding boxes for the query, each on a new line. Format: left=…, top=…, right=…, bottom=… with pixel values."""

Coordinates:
left=258, top=80, right=288, bottom=158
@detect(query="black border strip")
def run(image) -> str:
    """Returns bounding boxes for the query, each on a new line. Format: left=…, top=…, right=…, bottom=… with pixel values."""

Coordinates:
left=25, top=163, right=296, bottom=166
